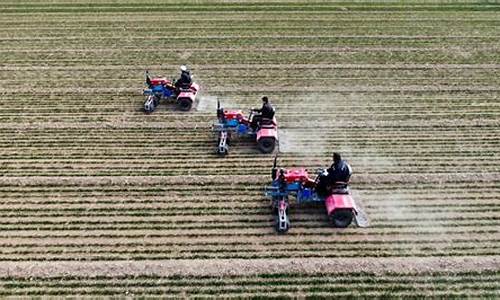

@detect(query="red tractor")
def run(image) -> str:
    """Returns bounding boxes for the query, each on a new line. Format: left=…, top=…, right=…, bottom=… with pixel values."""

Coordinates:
left=143, top=70, right=200, bottom=113
left=265, top=156, right=369, bottom=233
left=213, top=101, right=278, bottom=156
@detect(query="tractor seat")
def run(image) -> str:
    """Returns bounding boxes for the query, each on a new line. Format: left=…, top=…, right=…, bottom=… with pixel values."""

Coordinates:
left=179, top=85, right=193, bottom=92
left=260, top=118, right=276, bottom=128
left=330, top=181, right=350, bottom=194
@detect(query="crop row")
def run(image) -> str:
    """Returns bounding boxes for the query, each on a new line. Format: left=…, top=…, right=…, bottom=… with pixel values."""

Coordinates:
left=2, top=101, right=495, bottom=112
left=3, top=50, right=500, bottom=66
left=3, top=115, right=488, bottom=127
left=1, top=197, right=497, bottom=208
left=3, top=34, right=499, bottom=48
left=0, top=221, right=496, bottom=235
left=0, top=228, right=496, bottom=241
left=1, top=124, right=496, bottom=135
left=0, top=100, right=496, bottom=111
left=0, top=232, right=496, bottom=260
left=1, top=3, right=498, bottom=12
left=2, top=79, right=500, bottom=93
left=5, top=26, right=496, bottom=37
left=3, top=67, right=500, bottom=76
left=0, top=164, right=495, bottom=172
left=0, top=115, right=496, bottom=126
left=3, top=41, right=500, bottom=58
left=0, top=227, right=496, bottom=240
left=0, top=209, right=496, bottom=221
left=3, top=34, right=500, bottom=45
left=2, top=76, right=500, bottom=92
left=3, top=67, right=500, bottom=77
left=0, top=123, right=495, bottom=133
left=1, top=3, right=499, bottom=14
left=4, top=239, right=494, bottom=249
left=1, top=145, right=494, bottom=154
left=0, top=250, right=498, bottom=262
left=0, top=205, right=496, bottom=216
left=0, top=158, right=275, bottom=170
left=0, top=180, right=495, bottom=188
left=1, top=235, right=498, bottom=248
left=0, top=112, right=496, bottom=121
left=0, top=269, right=498, bottom=296
left=1, top=91, right=497, bottom=103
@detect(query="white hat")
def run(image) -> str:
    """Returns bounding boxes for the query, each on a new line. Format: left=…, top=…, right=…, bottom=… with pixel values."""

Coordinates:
left=180, top=65, right=188, bottom=72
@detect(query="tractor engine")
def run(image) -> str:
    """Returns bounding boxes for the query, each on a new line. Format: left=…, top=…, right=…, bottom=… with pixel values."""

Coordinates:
left=150, top=77, right=169, bottom=86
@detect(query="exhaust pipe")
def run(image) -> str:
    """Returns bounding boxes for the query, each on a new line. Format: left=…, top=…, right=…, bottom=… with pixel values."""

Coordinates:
left=216, top=100, right=225, bottom=121
left=145, top=70, right=152, bottom=88
left=271, top=154, right=278, bottom=180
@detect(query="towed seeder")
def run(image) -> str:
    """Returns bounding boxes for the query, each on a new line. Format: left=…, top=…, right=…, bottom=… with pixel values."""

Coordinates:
left=212, top=101, right=278, bottom=156
left=143, top=70, right=200, bottom=113
left=265, top=156, right=369, bottom=233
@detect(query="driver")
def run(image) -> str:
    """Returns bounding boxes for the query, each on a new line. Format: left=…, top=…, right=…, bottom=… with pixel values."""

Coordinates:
left=175, top=65, right=193, bottom=89
left=316, top=152, right=352, bottom=197
left=251, top=96, right=275, bottom=130
left=327, top=152, right=352, bottom=183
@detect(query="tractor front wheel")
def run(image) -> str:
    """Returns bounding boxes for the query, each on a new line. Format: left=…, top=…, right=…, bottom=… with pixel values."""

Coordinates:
left=217, top=145, right=228, bottom=157
left=274, top=199, right=290, bottom=234
left=144, top=95, right=158, bottom=114
left=274, top=214, right=290, bottom=234
left=258, top=137, right=276, bottom=153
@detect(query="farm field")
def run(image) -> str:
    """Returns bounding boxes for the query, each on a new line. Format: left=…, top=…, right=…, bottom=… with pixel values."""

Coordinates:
left=0, top=0, right=499, bottom=297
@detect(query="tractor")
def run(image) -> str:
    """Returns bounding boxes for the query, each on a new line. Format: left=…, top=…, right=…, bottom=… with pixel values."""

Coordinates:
left=265, top=156, right=368, bottom=233
left=143, top=70, right=200, bottom=113
left=212, top=101, right=278, bottom=156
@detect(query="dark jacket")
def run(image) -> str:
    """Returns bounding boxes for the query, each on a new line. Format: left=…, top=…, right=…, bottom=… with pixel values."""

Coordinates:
left=327, top=160, right=352, bottom=183
left=175, top=71, right=192, bottom=88
left=255, top=102, right=275, bottom=119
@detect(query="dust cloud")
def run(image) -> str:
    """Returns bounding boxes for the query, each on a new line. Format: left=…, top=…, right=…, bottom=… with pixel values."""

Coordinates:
left=278, top=128, right=329, bottom=154
left=196, top=95, right=219, bottom=112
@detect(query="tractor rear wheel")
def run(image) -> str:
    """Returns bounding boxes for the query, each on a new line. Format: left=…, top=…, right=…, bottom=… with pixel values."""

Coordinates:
left=330, top=208, right=353, bottom=228
left=177, top=98, right=192, bottom=111
left=258, top=137, right=276, bottom=153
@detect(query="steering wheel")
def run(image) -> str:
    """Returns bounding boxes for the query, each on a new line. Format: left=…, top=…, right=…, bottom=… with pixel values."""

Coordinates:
left=314, top=168, right=328, bottom=184
left=248, top=110, right=254, bottom=122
